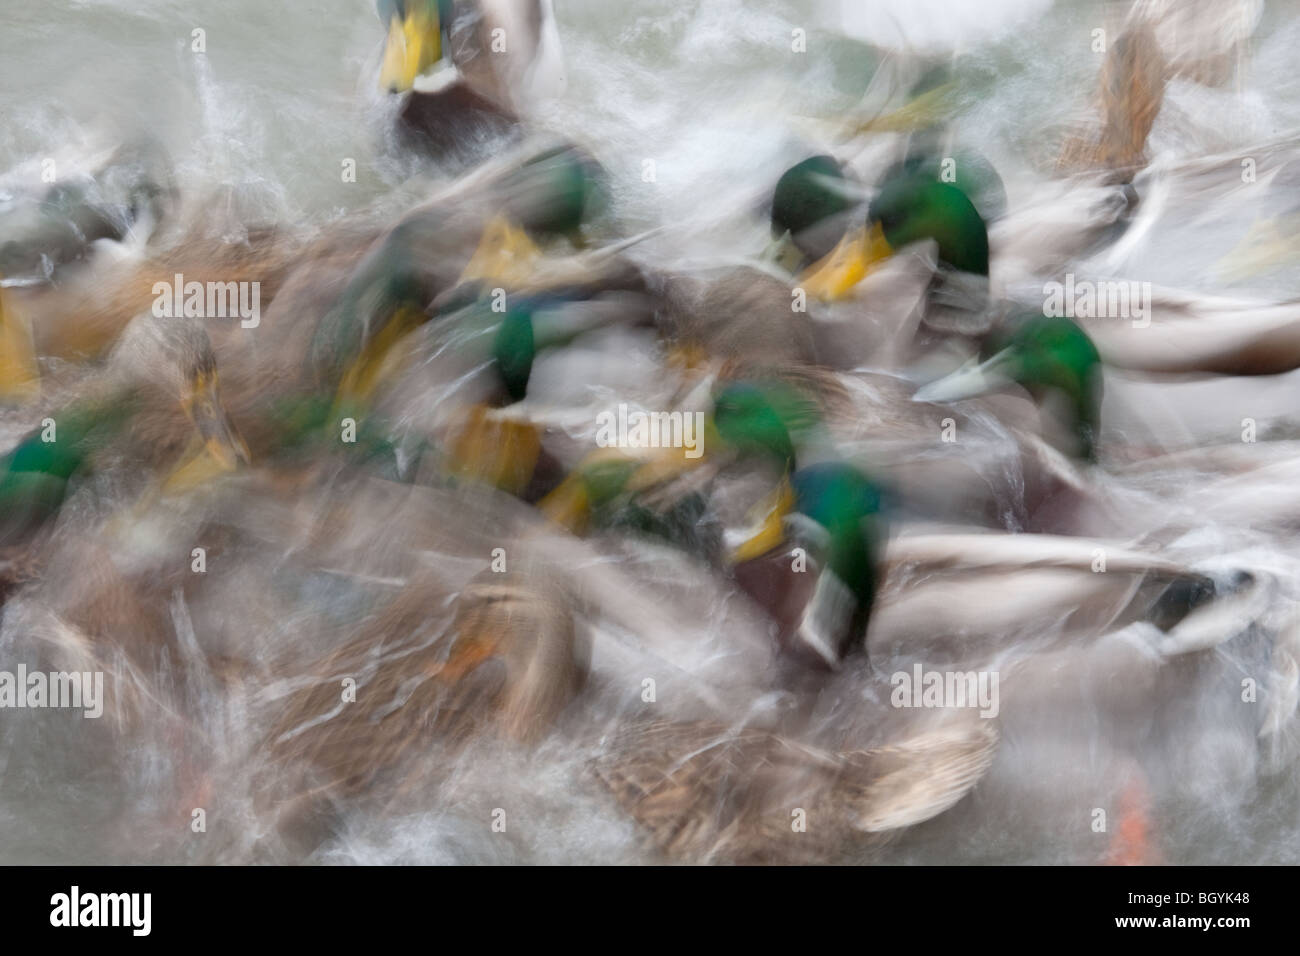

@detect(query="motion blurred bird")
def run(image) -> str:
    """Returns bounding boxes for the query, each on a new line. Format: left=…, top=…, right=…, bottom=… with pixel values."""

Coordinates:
left=255, top=550, right=586, bottom=856
left=376, top=0, right=565, bottom=163
left=593, top=714, right=999, bottom=864
left=914, top=311, right=1104, bottom=462
left=0, top=313, right=248, bottom=597
left=0, top=140, right=171, bottom=284
left=708, top=379, right=884, bottom=668
left=197, top=143, right=612, bottom=480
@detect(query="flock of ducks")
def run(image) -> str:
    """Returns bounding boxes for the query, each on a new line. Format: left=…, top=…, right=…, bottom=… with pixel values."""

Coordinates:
left=2, top=0, right=1299, bottom=864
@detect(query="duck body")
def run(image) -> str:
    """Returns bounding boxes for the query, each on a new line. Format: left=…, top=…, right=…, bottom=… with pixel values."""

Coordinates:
left=378, top=0, right=565, bottom=164
left=0, top=182, right=126, bottom=280
left=915, top=311, right=1104, bottom=462
left=0, top=143, right=170, bottom=283
left=0, top=399, right=130, bottom=538
left=282, top=144, right=605, bottom=419
left=730, top=460, right=883, bottom=669
left=712, top=381, right=884, bottom=668
left=594, top=715, right=998, bottom=864
left=1, top=312, right=247, bottom=598
left=267, top=565, right=585, bottom=799
left=395, top=82, right=520, bottom=165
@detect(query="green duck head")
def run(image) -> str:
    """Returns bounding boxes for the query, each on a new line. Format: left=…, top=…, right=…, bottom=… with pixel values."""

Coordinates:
left=0, top=398, right=133, bottom=546
left=492, top=302, right=536, bottom=403
left=378, top=0, right=454, bottom=92
left=496, top=145, right=607, bottom=243
left=867, top=168, right=989, bottom=277
left=769, top=155, right=862, bottom=268
left=709, top=381, right=817, bottom=472
left=789, top=460, right=882, bottom=612
left=711, top=384, right=882, bottom=666
left=779, top=461, right=885, bottom=668
left=913, top=312, right=1104, bottom=460
left=879, top=145, right=1007, bottom=223
left=487, top=287, right=633, bottom=405
left=791, top=461, right=881, bottom=529
left=1, top=315, right=248, bottom=543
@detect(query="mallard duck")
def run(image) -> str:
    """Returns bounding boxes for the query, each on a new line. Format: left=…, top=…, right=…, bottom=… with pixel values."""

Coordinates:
left=870, top=528, right=1268, bottom=665
left=698, top=368, right=1260, bottom=667
left=378, top=0, right=563, bottom=104
left=434, top=293, right=641, bottom=497
left=188, top=143, right=608, bottom=474
left=2, top=224, right=311, bottom=393
left=768, top=154, right=863, bottom=273
left=0, top=312, right=248, bottom=596
left=351, top=147, right=668, bottom=498
left=914, top=311, right=1104, bottom=461
left=0, top=140, right=171, bottom=284
left=176, top=476, right=598, bottom=855
left=265, top=565, right=585, bottom=797
left=381, top=280, right=656, bottom=502
left=303, top=143, right=605, bottom=387
left=376, top=0, right=565, bottom=162
left=593, top=713, right=998, bottom=864
left=705, top=379, right=884, bottom=668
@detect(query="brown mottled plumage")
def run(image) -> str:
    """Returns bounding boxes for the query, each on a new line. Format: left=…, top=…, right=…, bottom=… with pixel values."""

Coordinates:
left=594, top=717, right=999, bottom=864
left=1057, top=23, right=1167, bottom=177
left=659, top=267, right=819, bottom=368
left=264, top=568, right=585, bottom=803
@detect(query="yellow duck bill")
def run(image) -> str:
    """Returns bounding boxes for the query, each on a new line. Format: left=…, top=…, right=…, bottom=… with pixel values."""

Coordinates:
left=380, top=2, right=444, bottom=93
left=185, top=369, right=251, bottom=471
